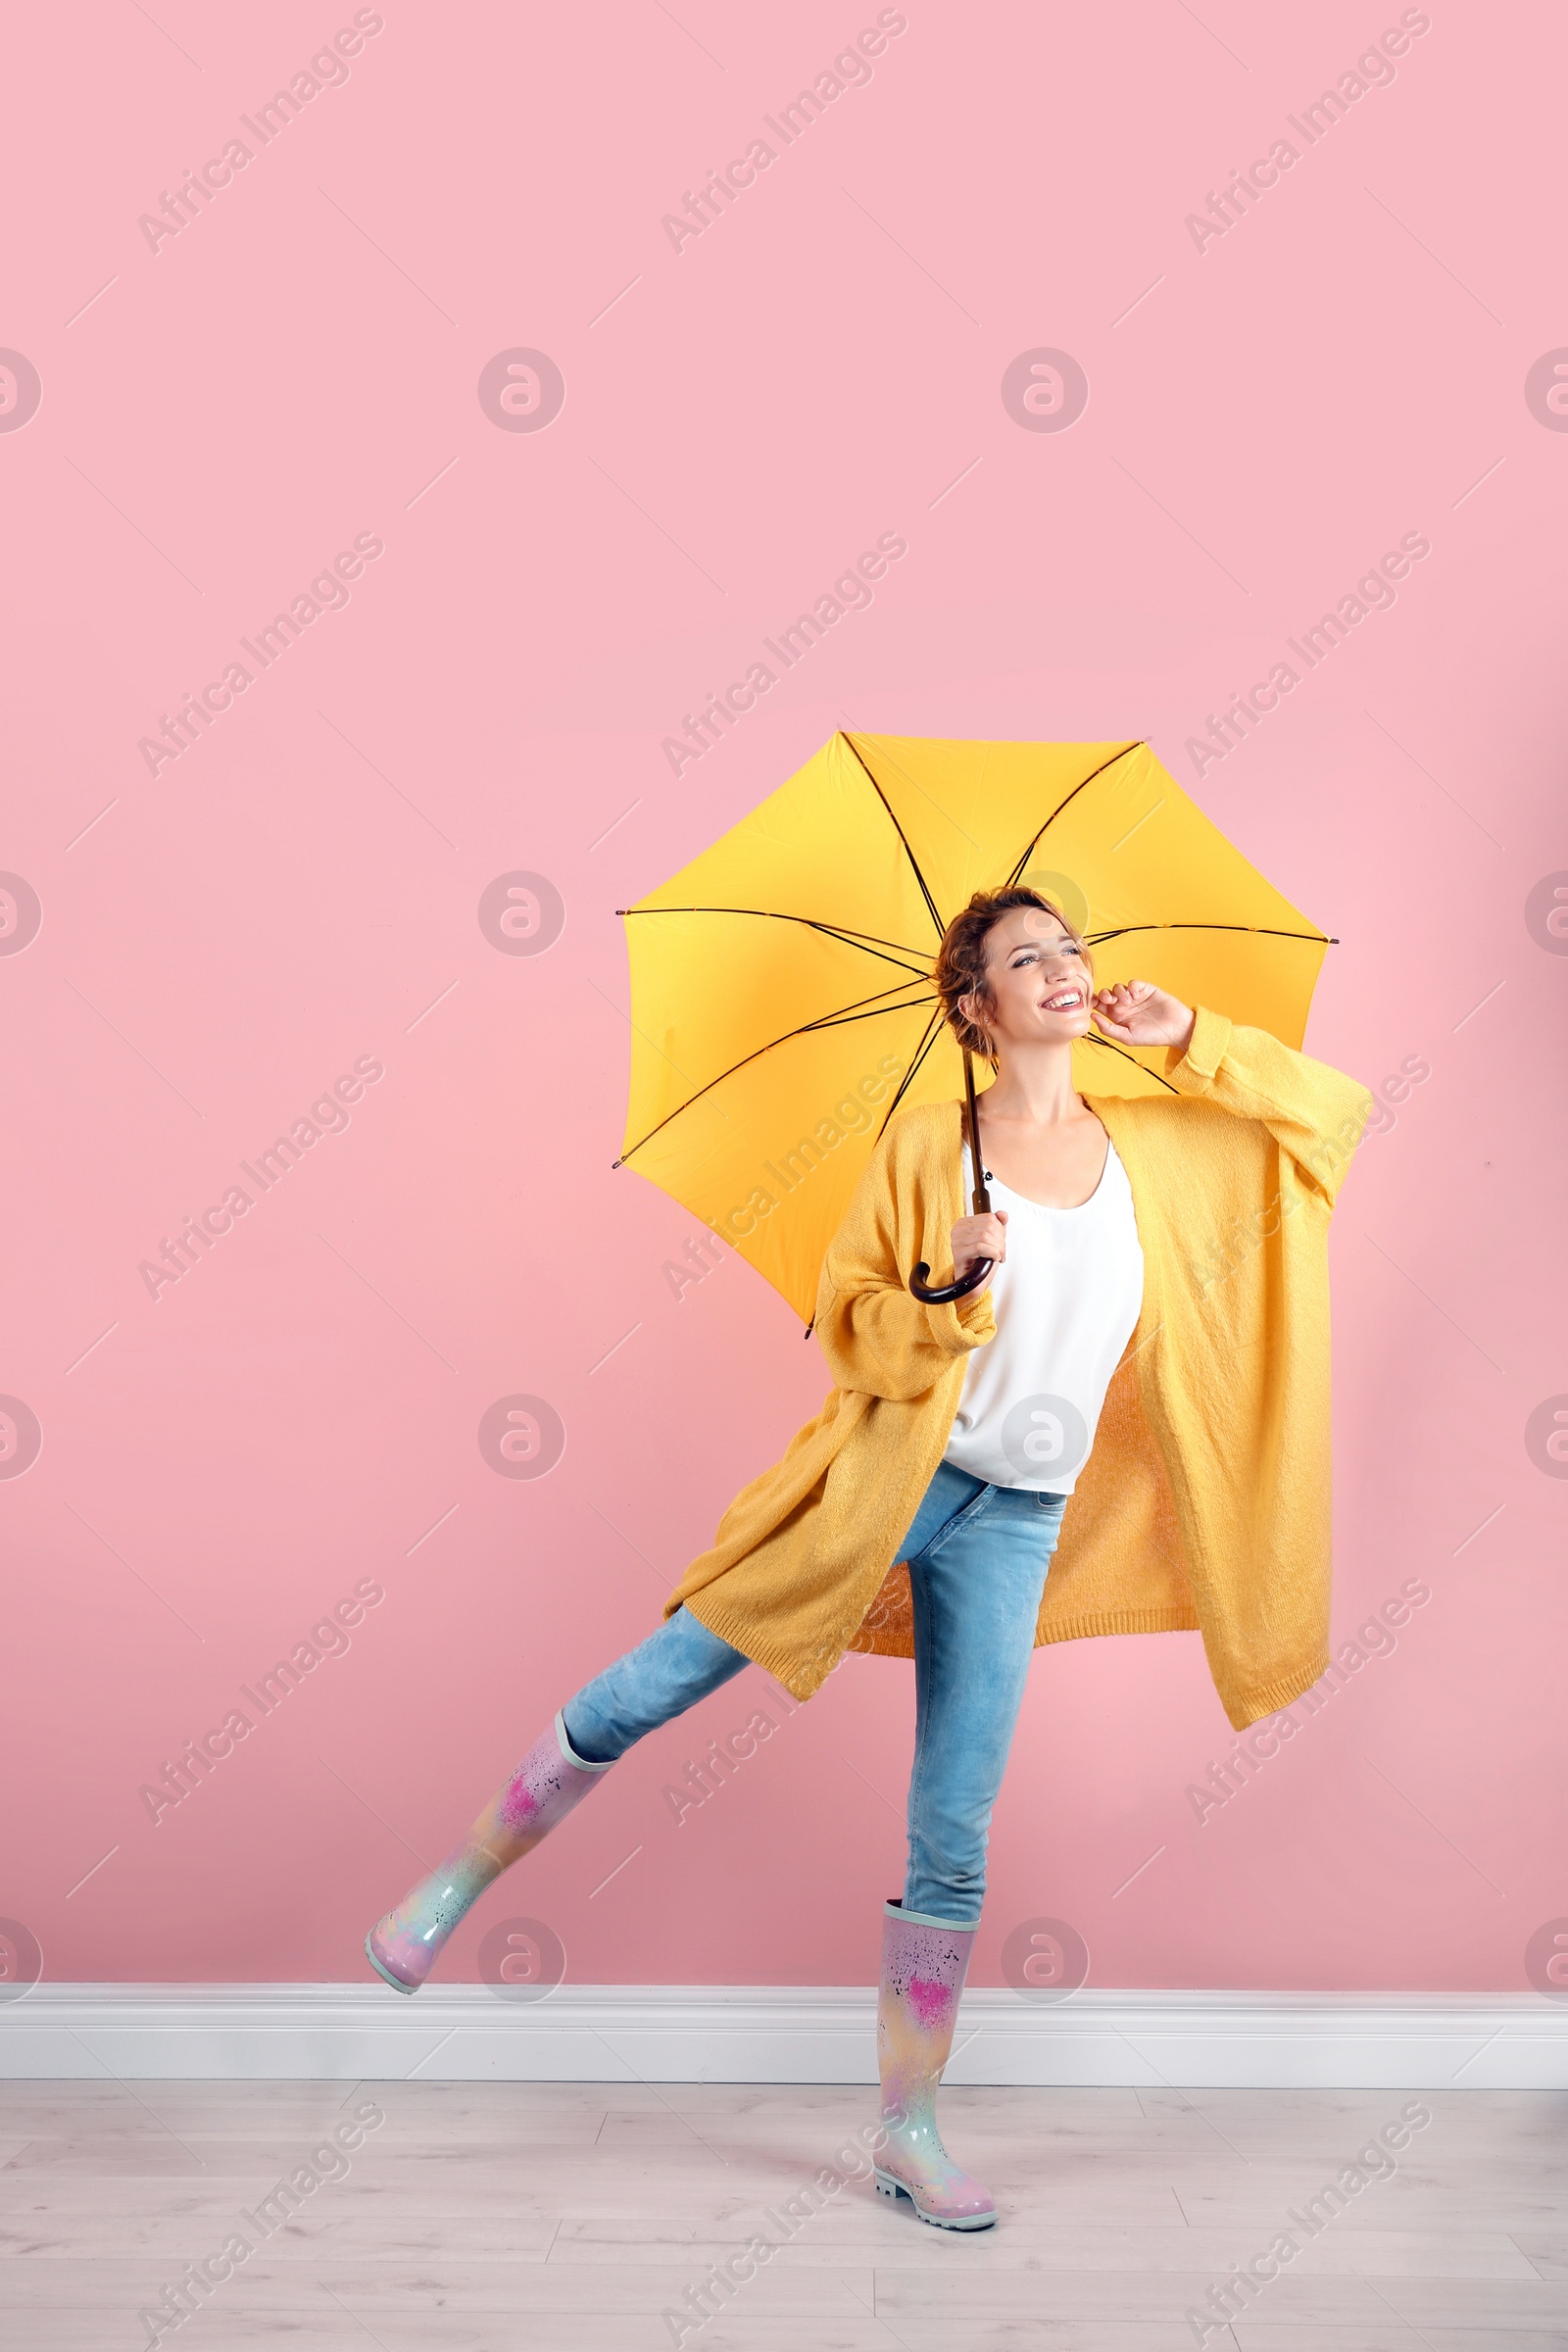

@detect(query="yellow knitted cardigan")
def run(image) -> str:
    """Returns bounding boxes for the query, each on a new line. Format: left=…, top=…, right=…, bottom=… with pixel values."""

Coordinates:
left=666, top=1007, right=1373, bottom=1730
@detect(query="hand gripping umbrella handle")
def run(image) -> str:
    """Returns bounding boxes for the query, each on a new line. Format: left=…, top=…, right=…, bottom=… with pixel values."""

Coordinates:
left=907, top=1048, right=995, bottom=1305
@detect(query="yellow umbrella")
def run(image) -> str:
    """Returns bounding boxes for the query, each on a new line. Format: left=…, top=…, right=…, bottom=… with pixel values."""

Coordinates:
left=615, top=733, right=1332, bottom=1325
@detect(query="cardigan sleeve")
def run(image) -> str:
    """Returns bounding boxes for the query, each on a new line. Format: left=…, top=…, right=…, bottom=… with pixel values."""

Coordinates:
left=812, top=1123, right=996, bottom=1400
left=1163, top=1005, right=1375, bottom=1208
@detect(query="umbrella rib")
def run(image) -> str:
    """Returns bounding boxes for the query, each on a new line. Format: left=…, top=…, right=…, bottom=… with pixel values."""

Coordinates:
left=808, top=1001, right=949, bottom=1342
left=840, top=732, right=947, bottom=941
left=1004, top=742, right=1145, bottom=885
left=1080, top=1029, right=1182, bottom=1094
left=617, top=904, right=932, bottom=977
left=613, top=983, right=937, bottom=1166
left=873, top=1004, right=948, bottom=1140
left=1087, top=921, right=1335, bottom=946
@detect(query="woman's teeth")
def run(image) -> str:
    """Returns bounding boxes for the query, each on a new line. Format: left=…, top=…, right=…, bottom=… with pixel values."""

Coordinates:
left=1043, top=989, right=1082, bottom=1010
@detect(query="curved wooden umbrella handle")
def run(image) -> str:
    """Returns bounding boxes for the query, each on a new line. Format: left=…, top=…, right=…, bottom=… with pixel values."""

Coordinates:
left=908, top=1256, right=993, bottom=1304
left=906, top=1046, right=997, bottom=1307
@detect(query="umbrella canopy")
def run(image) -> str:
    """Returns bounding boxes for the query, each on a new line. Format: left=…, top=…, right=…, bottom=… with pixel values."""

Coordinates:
left=616, top=733, right=1331, bottom=1325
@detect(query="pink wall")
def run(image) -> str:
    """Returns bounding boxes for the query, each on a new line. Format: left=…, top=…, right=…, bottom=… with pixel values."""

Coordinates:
left=1, top=0, right=1563, bottom=1997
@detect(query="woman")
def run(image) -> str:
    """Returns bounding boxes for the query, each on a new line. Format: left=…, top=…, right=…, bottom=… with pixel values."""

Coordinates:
left=367, top=887, right=1370, bottom=2232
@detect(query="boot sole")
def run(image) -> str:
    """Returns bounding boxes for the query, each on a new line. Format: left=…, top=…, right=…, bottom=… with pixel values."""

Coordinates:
left=874, top=2166, right=997, bottom=2230
left=365, top=1932, right=419, bottom=1994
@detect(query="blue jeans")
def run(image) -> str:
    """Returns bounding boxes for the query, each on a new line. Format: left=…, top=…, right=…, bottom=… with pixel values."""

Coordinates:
left=562, top=1461, right=1066, bottom=1927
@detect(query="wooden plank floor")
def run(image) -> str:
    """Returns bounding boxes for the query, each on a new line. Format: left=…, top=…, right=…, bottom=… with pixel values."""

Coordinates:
left=0, top=2080, right=1563, bottom=2349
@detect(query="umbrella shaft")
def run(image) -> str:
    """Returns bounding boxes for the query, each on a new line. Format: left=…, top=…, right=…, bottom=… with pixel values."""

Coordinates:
left=962, top=1051, right=991, bottom=1216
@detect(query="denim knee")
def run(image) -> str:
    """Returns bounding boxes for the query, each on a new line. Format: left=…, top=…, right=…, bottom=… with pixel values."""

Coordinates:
left=562, top=1607, right=748, bottom=1764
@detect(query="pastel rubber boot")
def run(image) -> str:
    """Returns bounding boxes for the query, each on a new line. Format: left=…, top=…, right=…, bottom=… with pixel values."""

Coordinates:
left=365, top=1712, right=612, bottom=1992
left=873, top=1899, right=997, bottom=2230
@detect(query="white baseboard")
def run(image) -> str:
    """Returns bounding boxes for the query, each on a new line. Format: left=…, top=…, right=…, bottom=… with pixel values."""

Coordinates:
left=1, top=1985, right=1563, bottom=2088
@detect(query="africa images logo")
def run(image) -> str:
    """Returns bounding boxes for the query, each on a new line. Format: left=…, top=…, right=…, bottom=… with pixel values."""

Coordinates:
left=1001, top=1395, right=1089, bottom=1486
left=0, top=872, right=43, bottom=954
left=0, top=350, right=43, bottom=433
left=478, top=1396, right=566, bottom=1480
left=0, top=1398, right=44, bottom=1481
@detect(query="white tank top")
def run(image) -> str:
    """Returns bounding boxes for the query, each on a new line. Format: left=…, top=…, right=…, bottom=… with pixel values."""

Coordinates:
left=941, top=1138, right=1145, bottom=1494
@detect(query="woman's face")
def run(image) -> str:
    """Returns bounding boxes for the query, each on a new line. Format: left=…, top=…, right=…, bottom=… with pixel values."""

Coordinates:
left=962, top=906, right=1093, bottom=1052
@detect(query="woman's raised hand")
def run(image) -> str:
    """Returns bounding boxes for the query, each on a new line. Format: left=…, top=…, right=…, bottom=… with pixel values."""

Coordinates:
left=1091, top=979, right=1197, bottom=1053
left=951, top=1208, right=1007, bottom=1291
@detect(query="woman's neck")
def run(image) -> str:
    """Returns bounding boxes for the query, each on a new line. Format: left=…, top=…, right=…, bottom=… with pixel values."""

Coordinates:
left=976, top=1040, right=1082, bottom=1128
